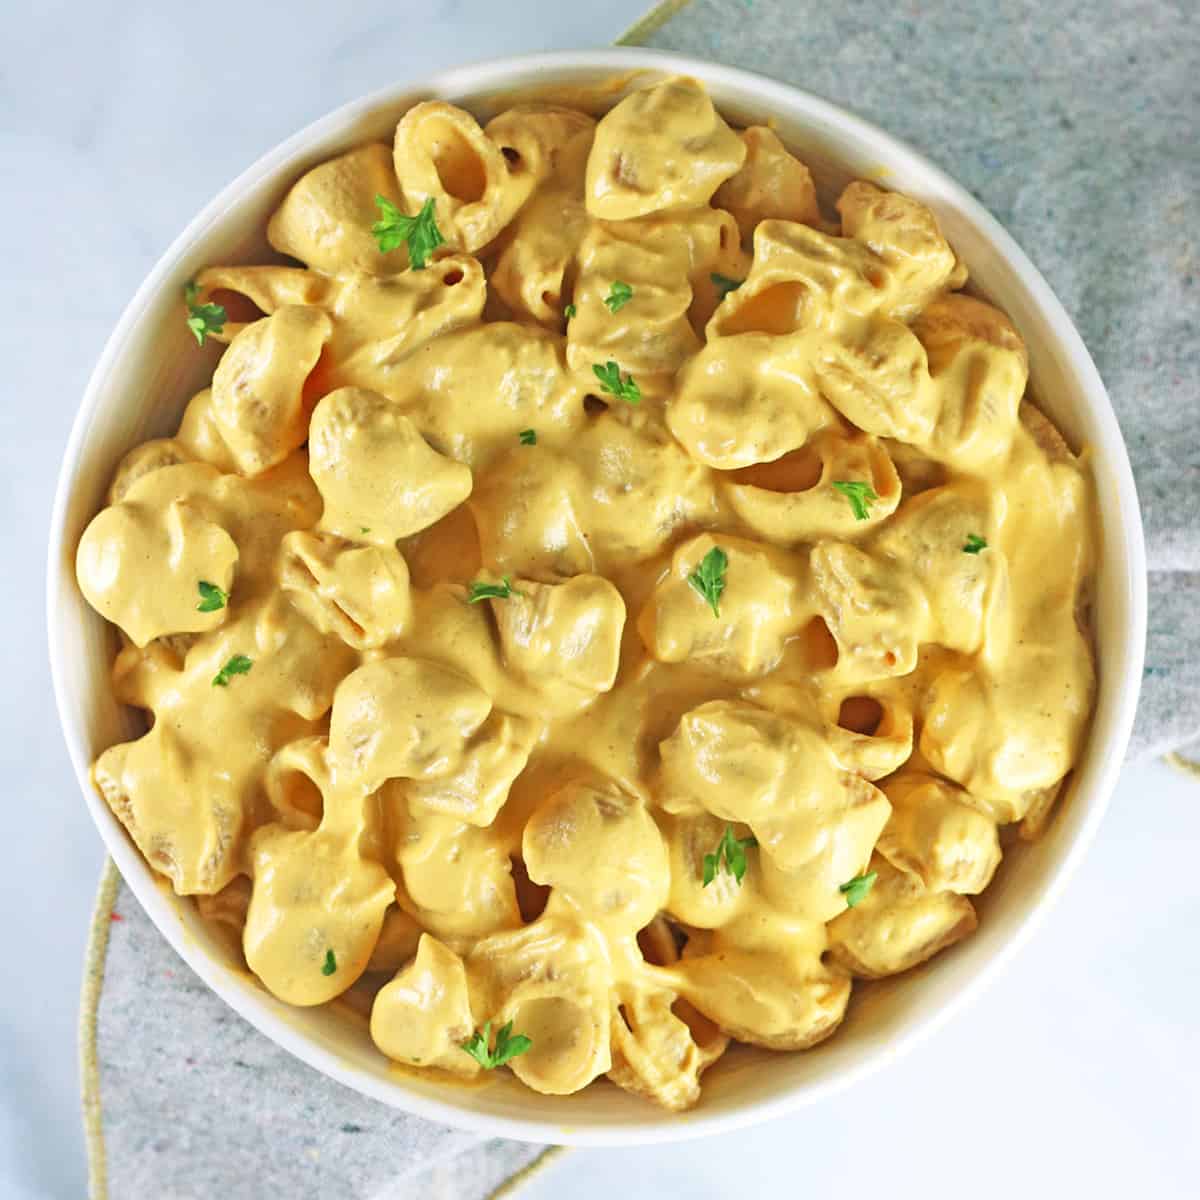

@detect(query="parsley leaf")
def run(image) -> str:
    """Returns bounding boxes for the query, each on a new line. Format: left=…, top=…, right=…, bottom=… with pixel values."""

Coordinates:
left=711, top=272, right=743, bottom=300
left=963, top=533, right=988, bottom=554
left=519, top=429, right=537, bottom=446
left=604, top=280, right=634, bottom=313
left=212, top=654, right=253, bottom=687
left=702, top=825, right=757, bottom=887
left=592, top=360, right=641, bottom=405
left=832, top=480, right=879, bottom=521
left=563, top=303, right=577, bottom=320
left=839, top=871, right=878, bottom=908
left=321, top=948, right=337, bottom=976
left=372, top=195, right=444, bottom=269
left=184, top=281, right=226, bottom=346
left=687, top=545, right=728, bottom=618
left=461, top=1020, right=533, bottom=1069
left=467, top=576, right=523, bottom=604
left=196, top=581, right=227, bottom=613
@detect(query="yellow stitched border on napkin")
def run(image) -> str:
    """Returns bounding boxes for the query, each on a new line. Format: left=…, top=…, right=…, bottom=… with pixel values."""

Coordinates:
left=487, top=1147, right=568, bottom=1199
left=1166, top=752, right=1200, bottom=780
left=80, top=858, right=121, bottom=1200
left=616, top=0, right=696, bottom=45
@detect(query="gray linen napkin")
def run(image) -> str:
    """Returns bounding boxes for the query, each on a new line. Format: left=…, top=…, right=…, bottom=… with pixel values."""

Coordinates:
left=85, top=1, right=1200, bottom=1196
left=85, top=867, right=556, bottom=1199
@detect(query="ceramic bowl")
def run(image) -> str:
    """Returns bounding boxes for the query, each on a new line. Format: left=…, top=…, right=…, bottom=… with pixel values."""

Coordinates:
left=47, top=48, right=1147, bottom=1146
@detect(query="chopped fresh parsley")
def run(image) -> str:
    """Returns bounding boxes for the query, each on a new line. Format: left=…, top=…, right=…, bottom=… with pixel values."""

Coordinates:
left=184, top=281, right=226, bottom=346
left=518, top=428, right=537, bottom=446
left=321, top=949, right=337, bottom=976
left=702, top=825, right=757, bottom=887
left=461, top=1020, right=532, bottom=1069
left=687, top=545, right=728, bottom=618
left=711, top=272, right=743, bottom=300
left=832, top=480, right=879, bottom=521
left=196, top=580, right=227, bottom=613
left=211, top=654, right=253, bottom=688
left=963, top=533, right=988, bottom=554
left=371, top=195, right=444, bottom=269
left=592, top=360, right=641, bottom=405
left=360, top=526, right=371, bottom=534
left=563, top=303, right=577, bottom=320
left=604, top=280, right=634, bottom=313
left=839, top=871, right=878, bottom=908
left=467, top=576, right=523, bottom=604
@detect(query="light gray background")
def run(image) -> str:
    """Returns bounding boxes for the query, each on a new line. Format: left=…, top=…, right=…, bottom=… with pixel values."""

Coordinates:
left=2, top=2, right=1197, bottom=1198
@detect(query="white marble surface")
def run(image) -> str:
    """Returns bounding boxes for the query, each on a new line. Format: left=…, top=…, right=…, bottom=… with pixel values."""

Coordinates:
left=2, top=2, right=1197, bottom=1198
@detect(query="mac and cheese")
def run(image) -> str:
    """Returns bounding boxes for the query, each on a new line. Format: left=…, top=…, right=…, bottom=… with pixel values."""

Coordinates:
left=76, top=76, right=1096, bottom=1109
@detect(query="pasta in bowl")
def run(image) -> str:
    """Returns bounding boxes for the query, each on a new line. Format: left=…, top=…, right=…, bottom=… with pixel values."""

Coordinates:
left=50, top=51, right=1144, bottom=1141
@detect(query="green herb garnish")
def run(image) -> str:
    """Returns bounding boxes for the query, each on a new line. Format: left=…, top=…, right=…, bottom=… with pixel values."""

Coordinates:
left=518, top=429, right=537, bottom=446
left=196, top=581, right=227, bottom=613
left=832, top=480, right=879, bottom=521
left=371, top=195, right=444, bottom=269
left=687, top=545, right=728, bottom=618
left=461, top=1020, right=532, bottom=1069
left=592, top=360, right=641, bottom=405
left=604, top=280, right=634, bottom=313
left=963, top=533, right=988, bottom=554
left=839, top=871, right=878, bottom=907
left=467, top=576, right=523, bottom=604
left=321, top=949, right=337, bottom=976
left=711, top=273, right=743, bottom=300
left=702, top=825, right=757, bottom=887
left=211, top=654, right=253, bottom=688
left=563, top=303, right=577, bottom=320
left=184, top=281, right=226, bottom=346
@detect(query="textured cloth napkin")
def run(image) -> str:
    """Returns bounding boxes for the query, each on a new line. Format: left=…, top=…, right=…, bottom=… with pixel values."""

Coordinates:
left=83, top=1, right=1200, bottom=1196
left=83, top=865, right=558, bottom=1199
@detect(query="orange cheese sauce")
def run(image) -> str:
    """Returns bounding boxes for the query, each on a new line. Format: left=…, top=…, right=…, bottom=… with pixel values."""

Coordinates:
left=76, top=76, right=1095, bottom=1110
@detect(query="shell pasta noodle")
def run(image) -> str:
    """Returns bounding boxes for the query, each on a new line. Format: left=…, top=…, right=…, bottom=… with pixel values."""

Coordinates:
left=75, top=75, right=1097, bottom=1110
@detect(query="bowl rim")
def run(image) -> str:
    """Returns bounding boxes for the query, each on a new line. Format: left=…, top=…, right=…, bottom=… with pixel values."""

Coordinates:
left=47, top=46, right=1148, bottom=1147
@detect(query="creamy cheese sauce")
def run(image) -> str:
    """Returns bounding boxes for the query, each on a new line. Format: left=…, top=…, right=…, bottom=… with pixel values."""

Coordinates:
left=76, top=75, right=1095, bottom=1110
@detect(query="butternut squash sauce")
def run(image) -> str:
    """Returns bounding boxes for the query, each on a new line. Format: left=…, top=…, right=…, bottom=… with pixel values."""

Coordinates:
left=76, top=76, right=1096, bottom=1110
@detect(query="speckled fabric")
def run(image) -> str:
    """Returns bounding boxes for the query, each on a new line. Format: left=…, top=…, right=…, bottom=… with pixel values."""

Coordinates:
left=92, top=877, right=551, bottom=1199
left=90, top=3, right=1199, bottom=1197
left=639, top=0, right=1200, bottom=757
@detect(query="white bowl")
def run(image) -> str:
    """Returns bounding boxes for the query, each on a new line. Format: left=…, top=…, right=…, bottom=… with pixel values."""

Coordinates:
left=47, top=48, right=1147, bottom=1146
